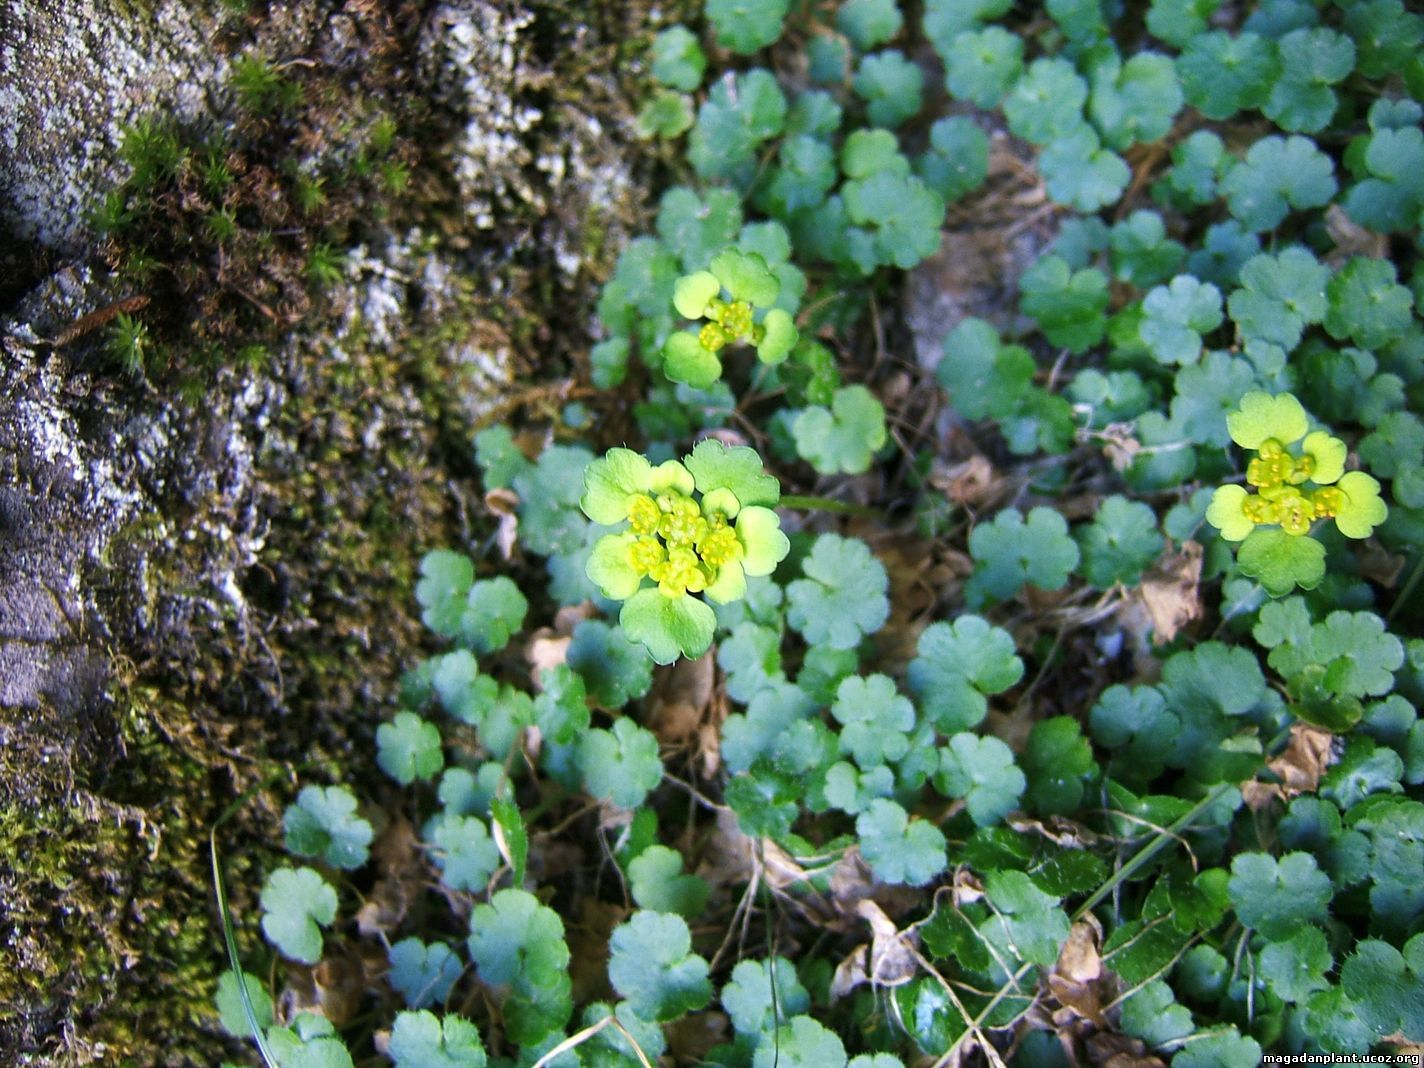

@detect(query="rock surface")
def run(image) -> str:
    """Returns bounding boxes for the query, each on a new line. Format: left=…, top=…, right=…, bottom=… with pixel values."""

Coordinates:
left=0, top=0, right=229, bottom=258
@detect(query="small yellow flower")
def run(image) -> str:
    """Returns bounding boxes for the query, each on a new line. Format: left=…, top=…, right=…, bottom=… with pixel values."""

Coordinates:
left=718, top=299, right=753, bottom=339
left=1246, top=439, right=1293, bottom=488
left=650, top=547, right=707, bottom=597
left=696, top=520, right=741, bottom=568
left=1242, top=493, right=1277, bottom=525
left=627, top=494, right=661, bottom=536
left=659, top=496, right=709, bottom=548
left=627, top=536, right=666, bottom=576
left=698, top=322, right=729, bottom=352
left=1206, top=484, right=1255, bottom=542
left=1265, top=487, right=1314, bottom=536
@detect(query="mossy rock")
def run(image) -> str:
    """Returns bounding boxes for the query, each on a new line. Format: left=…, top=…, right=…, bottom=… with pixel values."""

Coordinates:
left=0, top=0, right=679, bottom=1062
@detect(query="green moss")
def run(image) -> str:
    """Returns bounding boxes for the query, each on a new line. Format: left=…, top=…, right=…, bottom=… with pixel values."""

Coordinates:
left=0, top=685, right=255, bottom=1065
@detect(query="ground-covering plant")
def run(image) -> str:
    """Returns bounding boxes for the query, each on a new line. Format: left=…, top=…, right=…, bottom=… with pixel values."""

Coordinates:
left=216, top=0, right=1424, bottom=1065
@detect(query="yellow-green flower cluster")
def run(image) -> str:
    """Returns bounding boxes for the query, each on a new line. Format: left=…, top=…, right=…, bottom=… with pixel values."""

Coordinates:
left=581, top=442, right=791, bottom=664
left=662, top=249, right=799, bottom=390
left=622, top=489, right=743, bottom=597
left=697, top=297, right=756, bottom=354
left=1207, top=392, right=1387, bottom=542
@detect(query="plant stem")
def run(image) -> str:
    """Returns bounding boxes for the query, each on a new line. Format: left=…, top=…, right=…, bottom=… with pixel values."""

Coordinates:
left=1388, top=549, right=1423, bottom=624
left=778, top=494, right=881, bottom=518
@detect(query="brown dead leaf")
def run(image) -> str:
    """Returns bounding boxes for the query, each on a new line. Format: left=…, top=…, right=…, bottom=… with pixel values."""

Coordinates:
left=665, top=1012, right=730, bottom=1063
left=951, top=867, right=985, bottom=907
left=554, top=603, right=598, bottom=632
left=857, top=899, right=920, bottom=987
left=1383, top=1035, right=1424, bottom=1059
left=1245, top=723, right=1338, bottom=811
left=1358, top=543, right=1407, bottom=587
left=1086, top=1032, right=1166, bottom=1068
left=526, top=630, right=571, bottom=680
left=854, top=530, right=942, bottom=665
left=486, top=487, right=519, bottom=560
left=697, top=722, right=722, bottom=778
left=355, top=816, right=422, bottom=937
left=1008, top=815, right=1102, bottom=850
left=1059, top=922, right=1099, bottom=985
left=648, top=700, right=703, bottom=747
left=881, top=370, right=913, bottom=409
left=568, top=897, right=625, bottom=1005
left=931, top=454, right=996, bottom=506
left=312, top=951, right=366, bottom=1026
left=940, top=547, right=975, bottom=578
left=829, top=849, right=879, bottom=915
left=1022, top=584, right=1079, bottom=613
left=831, top=944, right=870, bottom=999
left=1059, top=492, right=1106, bottom=522
left=524, top=607, right=594, bottom=684
left=1048, top=917, right=1105, bottom=1026
left=1100, top=422, right=1141, bottom=472
left=527, top=833, right=586, bottom=883
left=647, top=651, right=715, bottom=748
left=1324, top=203, right=1389, bottom=263
left=1120, top=541, right=1202, bottom=646
left=700, top=810, right=808, bottom=890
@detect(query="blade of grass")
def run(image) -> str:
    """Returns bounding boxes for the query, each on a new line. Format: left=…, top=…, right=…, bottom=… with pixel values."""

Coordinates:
left=210, top=766, right=305, bottom=1068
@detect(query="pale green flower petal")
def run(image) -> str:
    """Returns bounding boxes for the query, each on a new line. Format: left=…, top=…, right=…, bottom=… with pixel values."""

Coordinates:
left=587, top=533, right=645, bottom=600
left=1334, top=471, right=1388, bottom=539
left=703, top=560, right=747, bottom=605
left=664, top=331, right=723, bottom=389
left=1301, top=431, right=1345, bottom=485
left=710, top=249, right=778, bottom=308
left=582, top=449, right=653, bottom=525
left=649, top=460, right=695, bottom=497
left=1226, top=391, right=1308, bottom=450
left=756, top=309, right=798, bottom=365
left=673, top=271, right=720, bottom=320
left=735, top=506, right=791, bottom=576
left=620, top=589, right=717, bottom=665
left=701, top=487, right=741, bottom=519
left=1206, top=484, right=1255, bottom=542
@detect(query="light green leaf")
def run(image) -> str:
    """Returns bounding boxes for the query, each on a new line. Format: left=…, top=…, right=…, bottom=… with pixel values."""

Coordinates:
left=261, top=866, right=338, bottom=964
left=608, top=911, right=712, bottom=1020
left=578, top=717, right=664, bottom=807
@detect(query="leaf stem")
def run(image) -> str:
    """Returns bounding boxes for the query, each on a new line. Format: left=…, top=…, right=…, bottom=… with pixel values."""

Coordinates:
left=778, top=494, right=881, bottom=518
left=932, top=779, right=1238, bottom=1068
left=1074, top=780, right=1236, bottom=919
left=1388, top=549, right=1424, bottom=624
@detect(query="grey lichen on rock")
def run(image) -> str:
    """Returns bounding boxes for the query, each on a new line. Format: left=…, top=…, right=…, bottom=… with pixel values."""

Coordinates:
left=0, top=0, right=229, bottom=257
left=422, top=1, right=547, bottom=229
